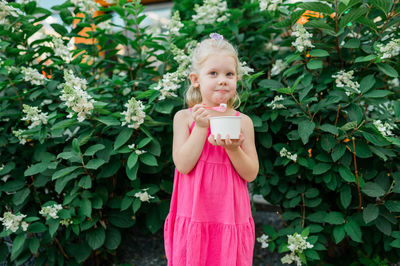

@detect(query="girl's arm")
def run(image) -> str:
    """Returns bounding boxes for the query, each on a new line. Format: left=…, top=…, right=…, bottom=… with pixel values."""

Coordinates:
left=209, top=114, right=259, bottom=182
left=172, top=106, right=210, bottom=174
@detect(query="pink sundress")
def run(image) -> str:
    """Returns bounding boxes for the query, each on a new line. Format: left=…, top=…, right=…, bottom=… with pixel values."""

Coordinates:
left=164, top=110, right=255, bottom=266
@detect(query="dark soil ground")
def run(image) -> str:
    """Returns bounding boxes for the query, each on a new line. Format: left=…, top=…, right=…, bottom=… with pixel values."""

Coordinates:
left=117, top=204, right=285, bottom=266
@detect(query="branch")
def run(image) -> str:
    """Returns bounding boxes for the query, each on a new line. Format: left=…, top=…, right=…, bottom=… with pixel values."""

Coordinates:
left=352, top=137, right=362, bottom=212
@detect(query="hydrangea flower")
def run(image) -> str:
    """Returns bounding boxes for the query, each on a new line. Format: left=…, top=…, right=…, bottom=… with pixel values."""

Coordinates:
left=388, top=78, right=399, bottom=89
left=281, top=252, right=302, bottom=266
left=281, top=232, right=314, bottom=266
left=259, top=0, right=282, bottom=12
left=377, top=38, right=400, bottom=59
left=39, top=204, right=63, bottom=219
left=0, top=212, right=28, bottom=233
left=21, top=67, right=47, bottom=86
left=256, top=234, right=269, bottom=248
left=52, top=37, right=74, bottom=63
left=192, top=0, right=230, bottom=25
left=267, top=95, right=286, bottom=109
left=271, top=59, right=287, bottom=76
left=373, top=120, right=394, bottom=137
left=128, top=144, right=147, bottom=155
left=59, top=70, right=94, bottom=122
left=134, top=189, right=155, bottom=202
left=0, top=0, right=23, bottom=24
left=21, top=104, right=48, bottom=129
left=280, top=147, right=297, bottom=161
left=291, top=24, right=314, bottom=53
left=332, top=70, right=360, bottom=96
left=60, top=219, right=73, bottom=227
left=71, top=0, right=100, bottom=15
left=238, top=61, right=254, bottom=79
left=167, top=11, right=184, bottom=36
left=121, top=97, right=146, bottom=129
left=12, top=129, right=27, bottom=145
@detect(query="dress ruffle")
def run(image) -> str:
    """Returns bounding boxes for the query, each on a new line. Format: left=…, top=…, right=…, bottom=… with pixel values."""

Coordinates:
left=164, top=214, right=255, bottom=266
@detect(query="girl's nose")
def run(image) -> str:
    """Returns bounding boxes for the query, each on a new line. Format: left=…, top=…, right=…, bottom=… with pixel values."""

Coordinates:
left=218, top=80, right=227, bottom=85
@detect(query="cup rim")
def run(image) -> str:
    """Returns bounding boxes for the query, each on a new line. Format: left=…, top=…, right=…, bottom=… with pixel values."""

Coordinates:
left=210, top=116, right=241, bottom=120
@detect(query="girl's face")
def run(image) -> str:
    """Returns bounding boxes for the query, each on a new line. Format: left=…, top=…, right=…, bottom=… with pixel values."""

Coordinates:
left=190, top=52, right=237, bottom=107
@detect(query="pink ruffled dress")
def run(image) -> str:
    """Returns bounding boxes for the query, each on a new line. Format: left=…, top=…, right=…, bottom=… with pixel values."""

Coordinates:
left=164, top=111, right=255, bottom=266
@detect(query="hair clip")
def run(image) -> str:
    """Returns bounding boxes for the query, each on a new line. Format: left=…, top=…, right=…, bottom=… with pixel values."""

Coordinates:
left=209, top=33, right=224, bottom=41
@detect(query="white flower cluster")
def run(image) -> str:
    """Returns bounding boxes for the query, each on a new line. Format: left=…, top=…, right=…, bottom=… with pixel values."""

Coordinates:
left=21, top=67, right=47, bottom=86
left=12, top=129, right=27, bottom=145
left=71, top=0, right=99, bottom=15
left=192, top=0, right=230, bottom=25
left=59, top=70, right=94, bottom=122
left=0, top=0, right=23, bottom=24
left=388, top=78, right=399, bottom=89
left=134, top=188, right=155, bottom=202
left=60, top=219, right=73, bottom=227
left=332, top=70, right=360, bottom=96
left=52, top=37, right=74, bottom=63
left=256, top=234, right=269, bottom=248
left=281, top=233, right=314, bottom=266
left=267, top=95, right=286, bottom=109
left=154, top=43, right=194, bottom=100
left=271, top=59, right=287, bottom=76
left=259, top=0, right=282, bottom=12
left=377, top=38, right=400, bottom=59
left=167, top=11, right=184, bottom=36
left=374, top=120, right=394, bottom=137
left=121, top=97, right=146, bottom=129
left=22, top=104, right=48, bottom=129
left=291, top=24, right=314, bottom=53
left=265, top=42, right=279, bottom=51
left=238, top=61, right=254, bottom=79
left=128, top=144, right=147, bottom=155
left=280, top=147, right=297, bottom=161
left=0, top=212, right=29, bottom=233
left=97, top=19, right=114, bottom=34
left=39, top=204, right=63, bottom=219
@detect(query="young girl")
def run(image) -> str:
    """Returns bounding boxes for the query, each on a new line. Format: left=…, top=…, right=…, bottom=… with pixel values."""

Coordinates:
left=164, top=33, right=259, bottom=266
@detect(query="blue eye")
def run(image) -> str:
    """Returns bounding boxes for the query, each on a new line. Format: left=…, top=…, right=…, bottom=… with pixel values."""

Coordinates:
left=227, top=72, right=234, bottom=76
left=209, top=71, right=217, bottom=76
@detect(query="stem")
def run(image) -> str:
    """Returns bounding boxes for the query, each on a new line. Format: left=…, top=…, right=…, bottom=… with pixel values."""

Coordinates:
left=352, top=137, right=362, bottom=212
left=301, top=193, right=305, bottom=228
left=334, top=0, right=344, bottom=67
left=54, top=237, right=69, bottom=259
left=377, top=180, right=395, bottom=205
left=6, top=76, right=23, bottom=107
left=290, top=93, right=313, bottom=120
left=334, top=104, right=341, bottom=127
left=276, top=211, right=288, bottom=227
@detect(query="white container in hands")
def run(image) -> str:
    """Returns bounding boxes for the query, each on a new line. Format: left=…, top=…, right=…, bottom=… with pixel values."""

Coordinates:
left=210, top=116, right=241, bottom=140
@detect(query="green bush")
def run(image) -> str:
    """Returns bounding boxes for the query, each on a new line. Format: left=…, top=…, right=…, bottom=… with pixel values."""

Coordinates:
left=1, top=0, right=400, bottom=265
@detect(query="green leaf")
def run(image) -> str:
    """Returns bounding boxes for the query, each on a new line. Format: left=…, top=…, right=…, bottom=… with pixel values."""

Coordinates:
left=332, top=144, right=346, bottom=162
left=305, top=188, right=319, bottom=198
left=370, top=0, right=393, bottom=14
left=285, top=163, right=299, bottom=176
left=24, top=162, right=48, bottom=176
left=343, top=38, right=360, bottom=48
left=81, top=198, right=92, bottom=218
left=139, top=153, right=158, bottom=166
left=360, top=74, right=375, bottom=94
left=84, top=144, right=105, bottom=156
left=109, top=210, right=135, bottom=228
left=48, top=218, right=59, bottom=238
left=377, top=63, right=398, bottom=78
left=155, top=100, right=175, bottom=114
left=362, top=132, right=390, bottom=146
left=72, top=138, right=81, bottom=154
left=298, top=120, right=315, bottom=144
left=340, top=121, right=357, bottom=131
left=275, top=87, right=294, bottom=94
left=362, top=182, right=385, bottom=197
left=391, top=238, right=400, bottom=248
left=29, top=237, right=40, bottom=254
left=258, top=79, right=284, bottom=89
left=121, top=196, right=133, bottom=211
left=78, top=175, right=92, bottom=189
left=114, top=128, right=133, bottom=150
left=325, top=212, right=345, bottom=225
left=385, top=200, right=400, bottom=212
left=309, top=49, right=329, bottom=57
left=85, top=158, right=105, bottom=170
left=338, top=166, right=355, bottom=182
left=340, top=185, right=352, bottom=209
left=313, top=163, right=331, bottom=175
left=87, top=227, right=105, bottom=250
left=51, top=23, right=68, bottom=36
left=363, top=204, right=379, bottom=224
left=298, top=2, right=333, bottom=14
left=27, top=222, right=47, bottom=233
left=364, top=90, right=393, bottom=98
left=96, top=116, right=120, bottom=126
left=13, top=188, right=30, bottom=206
left=132, top=198, right=142, bottom=214
left=304, top=249, right=320, bottom=260
left=333, top=225, right=346, bottom=244
left=376, top=216, right=391, bottom=235
left=339, top=6, right=368, bottom=29
left=344, top=218, right=362, bottom=242
left=354, top=55, right=377, bottom=63
left=319, top=124, right=339, bottom=135
left=52, top=166, right=79, bottom=180
left=11, top=233, right=26, bottom=261
left=307, top=59, right=323, bottom=70
left=105, top=227, right=121, bottom=250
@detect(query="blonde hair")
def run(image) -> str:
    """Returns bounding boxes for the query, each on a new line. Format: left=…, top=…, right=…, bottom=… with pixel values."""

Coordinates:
left=185, top=38, right=241, bottom=108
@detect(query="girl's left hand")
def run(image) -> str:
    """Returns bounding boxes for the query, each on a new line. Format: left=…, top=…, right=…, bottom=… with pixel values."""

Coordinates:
left=208, top=133, right=245, bottom=151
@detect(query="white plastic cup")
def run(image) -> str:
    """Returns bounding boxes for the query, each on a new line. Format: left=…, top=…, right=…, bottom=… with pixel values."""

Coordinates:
left=210, top=116, right=241, bottom=140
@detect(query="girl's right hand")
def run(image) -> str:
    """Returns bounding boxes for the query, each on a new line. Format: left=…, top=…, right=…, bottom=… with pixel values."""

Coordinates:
left=192, top=104, right=210, bottom=128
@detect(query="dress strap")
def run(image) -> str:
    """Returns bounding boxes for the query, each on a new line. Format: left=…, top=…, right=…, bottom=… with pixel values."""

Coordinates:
left=235, top=111, right=240, bottom=116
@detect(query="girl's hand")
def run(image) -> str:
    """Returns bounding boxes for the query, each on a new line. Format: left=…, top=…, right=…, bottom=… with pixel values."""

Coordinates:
left=208, top=133, right=245, bottom=150
left=192, top=104, right=211, bottom=128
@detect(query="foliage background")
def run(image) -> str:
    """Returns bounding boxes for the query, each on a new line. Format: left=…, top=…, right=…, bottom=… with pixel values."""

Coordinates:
left=1, top=0, right=400, bottom=265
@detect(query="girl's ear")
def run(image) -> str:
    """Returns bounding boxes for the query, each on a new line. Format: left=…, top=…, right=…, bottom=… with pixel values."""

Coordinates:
left=189, top=73, right=199, bottom=88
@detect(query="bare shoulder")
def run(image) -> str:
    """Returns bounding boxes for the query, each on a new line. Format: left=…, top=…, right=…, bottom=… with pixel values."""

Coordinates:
left=173, top=109, right=192, bottom=129
left=239, top=113, right=254, bottom=128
